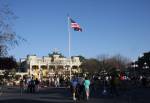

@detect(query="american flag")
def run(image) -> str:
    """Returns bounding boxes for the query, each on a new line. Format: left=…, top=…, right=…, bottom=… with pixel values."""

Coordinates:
left=70, top=18, right=82, bottom=32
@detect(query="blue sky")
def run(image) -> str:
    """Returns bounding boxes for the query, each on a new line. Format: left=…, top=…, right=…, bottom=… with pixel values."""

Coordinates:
left=2, top=0, right=150, bottom=60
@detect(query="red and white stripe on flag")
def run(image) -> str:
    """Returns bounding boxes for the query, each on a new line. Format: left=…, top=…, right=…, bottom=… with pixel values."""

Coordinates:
left=71, top=23, right=80, bottom=28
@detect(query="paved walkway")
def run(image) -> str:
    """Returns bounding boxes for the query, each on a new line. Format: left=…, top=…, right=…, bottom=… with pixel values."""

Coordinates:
left=0, top=86, right=150, bottom=103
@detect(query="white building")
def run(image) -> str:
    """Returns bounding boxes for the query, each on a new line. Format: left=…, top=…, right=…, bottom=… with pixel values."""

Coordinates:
left=21, top=54, right=81, bottom=80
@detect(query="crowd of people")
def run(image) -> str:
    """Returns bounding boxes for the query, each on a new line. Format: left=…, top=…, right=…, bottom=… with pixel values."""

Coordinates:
left=20, top=77, right=40, bottom=93
left=70, top=76, right=90, bottom=101
left=18, top=74, right=150, bottom=101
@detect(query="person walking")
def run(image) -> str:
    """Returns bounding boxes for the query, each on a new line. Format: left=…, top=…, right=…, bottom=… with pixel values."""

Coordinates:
left=35, top=78, right=40, bottom=92
left=30, top=78, right=35, bottom=93
left=110, top=75, right=119, bottom=96
left=71, top=77, right=78, bottom=101
left=84, top=77, right=90, bottom=100
left=20, top=78, right=24, bottom=95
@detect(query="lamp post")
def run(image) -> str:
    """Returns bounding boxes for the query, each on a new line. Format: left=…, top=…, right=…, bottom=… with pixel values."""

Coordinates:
left=132, top=61, right=138, bottom=78
left=131, top=61, right=139, bottom=88
left=142, top=62, right=149, bottom=76
left=143, top=62, right=149, bottom=69
left=102, top=69, right=107, bottom=95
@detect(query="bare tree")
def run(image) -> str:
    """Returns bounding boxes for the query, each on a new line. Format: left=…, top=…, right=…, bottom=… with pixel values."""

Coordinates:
left=97, top=54, right=131, bottom=75
left=0, top=2, right=25, bottom=57
left=80, top=58, right=99, bottom=75
left=97, top=54, right=110, bottom=74
left=110, top=54, right=130, bottom=71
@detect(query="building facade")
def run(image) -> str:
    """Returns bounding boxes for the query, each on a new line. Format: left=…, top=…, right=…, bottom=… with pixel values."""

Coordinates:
left=21, top=54, right=81, bottom=80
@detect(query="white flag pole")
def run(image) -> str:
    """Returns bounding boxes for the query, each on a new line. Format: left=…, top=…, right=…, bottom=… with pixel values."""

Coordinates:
left=68, top=16, right=71, bottom=58
left=67, top=15, right=72, bottom=81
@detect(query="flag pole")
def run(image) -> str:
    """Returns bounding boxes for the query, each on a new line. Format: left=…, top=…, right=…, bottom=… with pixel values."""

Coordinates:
left=67, top=15, right=72, bottom=81
left=68, top=16, right=71, bottom=58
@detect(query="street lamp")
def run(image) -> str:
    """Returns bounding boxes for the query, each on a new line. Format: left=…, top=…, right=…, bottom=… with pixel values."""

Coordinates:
left=142, top=62, right=149, bottom=76
left=143, top=62, right=149, bottom=69
left=131, top=61, right=138, bottom=77
left=102, top=69, right=107, bottom=95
